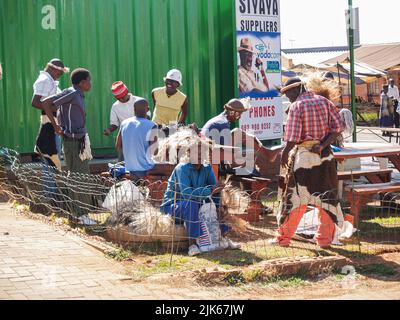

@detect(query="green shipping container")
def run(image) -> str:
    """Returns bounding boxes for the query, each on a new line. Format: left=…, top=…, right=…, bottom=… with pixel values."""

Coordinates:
left=0, top=0, right=236, bottom=155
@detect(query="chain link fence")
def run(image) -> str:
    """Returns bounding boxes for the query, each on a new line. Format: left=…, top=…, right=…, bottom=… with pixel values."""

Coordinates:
left=1, top=147, right=400, bottom=267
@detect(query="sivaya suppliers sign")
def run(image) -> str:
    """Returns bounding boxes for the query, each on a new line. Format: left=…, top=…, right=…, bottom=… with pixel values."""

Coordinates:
left=236, top=0, right=283, bottom=140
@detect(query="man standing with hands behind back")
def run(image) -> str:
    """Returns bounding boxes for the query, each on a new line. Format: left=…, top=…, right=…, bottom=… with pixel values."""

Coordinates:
left=388, top=78, right=400, bottom=128
left=269, top=77, right=344, bottom=249
left=42, top=68, right=93, bottom=174
left=31, top=59, right=69, bottom=169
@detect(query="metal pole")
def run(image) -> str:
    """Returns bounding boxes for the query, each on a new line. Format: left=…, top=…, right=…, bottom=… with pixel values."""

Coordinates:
left=337, top=62, right=344, bottom=109
left=348, top=0, right=357, bottom=142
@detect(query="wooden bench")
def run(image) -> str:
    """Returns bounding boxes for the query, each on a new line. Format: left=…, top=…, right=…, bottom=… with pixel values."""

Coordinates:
left=347, top=182, right=400, bottom=227
left=382, top=129, right=400, bottom=144
left=338, top=169, right=392, bottom=184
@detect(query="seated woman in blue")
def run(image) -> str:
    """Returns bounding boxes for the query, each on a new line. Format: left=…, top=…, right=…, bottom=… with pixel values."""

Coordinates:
left=160, top=141, right=238, bottom=256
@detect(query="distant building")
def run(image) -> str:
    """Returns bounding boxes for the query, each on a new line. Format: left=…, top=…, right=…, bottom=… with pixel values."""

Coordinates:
left=282, top=43, right=400, bottom=105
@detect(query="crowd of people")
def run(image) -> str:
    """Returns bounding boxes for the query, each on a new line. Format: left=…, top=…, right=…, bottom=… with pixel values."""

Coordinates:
left=31, top=58, right=357, bottom=255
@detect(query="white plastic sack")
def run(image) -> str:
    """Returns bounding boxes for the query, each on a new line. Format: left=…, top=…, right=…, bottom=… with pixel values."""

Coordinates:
left=196, top=199, right=229, bottom=252
left=332, top=221, right=357, bottom=246
left=102, top=180, right=145, bottom=214
left=79, top=133, right=93, bottom=161
left=296, top=207, right=320, bottom=236
left=296, top=207, right=356, bottom=245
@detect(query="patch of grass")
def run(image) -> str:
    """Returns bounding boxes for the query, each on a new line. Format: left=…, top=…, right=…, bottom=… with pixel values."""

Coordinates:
left=88, top=212, right=111, bottom=225
left=128, top=240, right=166, bottom=256
left=49, top=213, right=71, bottom=226
left=242, top=269, right=265, bottom=282
left=224, top=272, right=246, bottom=286
left=264, top=275, right=307, bottom=288
left=365, top=216, right=400, bottom=227
left=334, top=273, right=346, bottom=281
left=357, top=112, right=378, bottom=122
left=221, top=268, right=311, bottom=287
left=122, top=239, right=324, bottom=281
left=131, top=254, right=207, bottom=281
left=106, top=247, right=132, bottom=261
left=357, top=263, right=398, bottom=277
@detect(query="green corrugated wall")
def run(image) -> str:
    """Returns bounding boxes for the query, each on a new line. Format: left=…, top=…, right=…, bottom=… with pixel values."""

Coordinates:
left=0, top=0, right=236, bottom=155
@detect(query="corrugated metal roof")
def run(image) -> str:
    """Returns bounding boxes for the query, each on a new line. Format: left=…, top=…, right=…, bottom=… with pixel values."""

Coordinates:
left=323, top=43, right=400, bottom=71
left=282, top=46, right=359, bottom=54
left=283, top=51, right=348, bottom=66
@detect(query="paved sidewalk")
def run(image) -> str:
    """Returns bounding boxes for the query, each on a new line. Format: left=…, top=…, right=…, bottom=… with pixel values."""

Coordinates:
left=0, top=203, right=268, bottom=300
left=0, top=203, right=204, bottom=300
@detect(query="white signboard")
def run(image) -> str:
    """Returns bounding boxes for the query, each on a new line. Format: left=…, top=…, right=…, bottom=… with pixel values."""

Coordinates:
left=236, top=0, right=283, bottom=140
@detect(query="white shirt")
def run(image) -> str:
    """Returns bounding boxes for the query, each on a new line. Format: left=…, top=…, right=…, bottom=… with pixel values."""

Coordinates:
left=388, top=85, right=400, bottom=113
left=32, top=71, right=60, bottom=99
left=110, top=94, right=143, bottom=127
left=388, top=85, right=400, bottom=100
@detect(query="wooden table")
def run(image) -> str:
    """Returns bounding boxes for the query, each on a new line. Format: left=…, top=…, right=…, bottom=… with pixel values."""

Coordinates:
left=334, top=142, right=400, bottom=167
left=357, top=126, right=400, bottom=144
left=334, top=142, right=400, bottom=198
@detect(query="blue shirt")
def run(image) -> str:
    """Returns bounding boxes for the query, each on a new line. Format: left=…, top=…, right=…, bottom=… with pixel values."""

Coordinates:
left=160, top=163, right=217, bottom=209
left=50, top=85, right=87, bottom=139
left=200, top=112, right=232, bottom=145
left=120, top=116, right=156, bottom=173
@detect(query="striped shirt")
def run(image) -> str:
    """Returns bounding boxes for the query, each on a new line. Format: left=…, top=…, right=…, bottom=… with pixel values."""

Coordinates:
left=47, top=86, right=87, bottom=139
left=284, top=92, right=344, bottom=144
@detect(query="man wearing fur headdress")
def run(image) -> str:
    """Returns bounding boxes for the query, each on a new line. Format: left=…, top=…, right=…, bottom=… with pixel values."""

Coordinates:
left=306, top=72, right=354, bottom=145
left=270, top=77, right=345, bottom=249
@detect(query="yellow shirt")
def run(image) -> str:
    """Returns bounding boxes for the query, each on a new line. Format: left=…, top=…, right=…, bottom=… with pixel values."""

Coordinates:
left=152, top=87, right=187, bottom=125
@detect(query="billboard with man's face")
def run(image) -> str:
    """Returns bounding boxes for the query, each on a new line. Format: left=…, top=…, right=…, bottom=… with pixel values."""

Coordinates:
left=236, top=0, right=282, bottom=141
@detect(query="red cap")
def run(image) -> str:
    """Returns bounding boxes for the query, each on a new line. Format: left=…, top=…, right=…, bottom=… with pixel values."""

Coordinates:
left=111, top=81, right=129, bottom=100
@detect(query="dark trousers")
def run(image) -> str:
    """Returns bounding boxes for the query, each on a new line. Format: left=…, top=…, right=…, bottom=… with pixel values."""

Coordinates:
left=394, top=100, right=400, bottom=128
left=63, top=138, right=90, bottom=174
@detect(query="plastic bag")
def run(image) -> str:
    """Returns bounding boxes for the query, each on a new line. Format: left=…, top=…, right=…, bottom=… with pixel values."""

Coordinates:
left=102, top=180, right=145, bottom=214
left=296, top=207, right=356, bottom=245
left=196, top=198, right=229, bottom=252
left=108, top=162, right=127, bottom=179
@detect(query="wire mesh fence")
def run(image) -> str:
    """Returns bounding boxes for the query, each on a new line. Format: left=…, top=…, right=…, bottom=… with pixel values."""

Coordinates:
left=1, top=147, right=400, bottom=268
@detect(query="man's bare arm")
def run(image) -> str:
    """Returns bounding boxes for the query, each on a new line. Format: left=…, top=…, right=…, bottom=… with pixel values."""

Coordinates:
left=281, top=142, right=296, bottom=168
left=104, top=125, right=118, bottom=136
left=178, top=98, right=188, bottom=125
left=31, top=95, right=44, bottom=110
left=311, top=132, right=340, bottom=154
left=115, top=131, right=123, bottom=151
left=42, top=98, right=62, bottom=134
left=32, top=95, right=58, bottom=112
